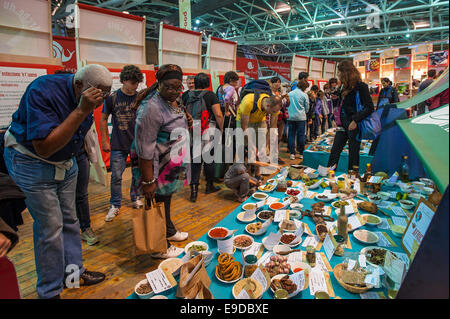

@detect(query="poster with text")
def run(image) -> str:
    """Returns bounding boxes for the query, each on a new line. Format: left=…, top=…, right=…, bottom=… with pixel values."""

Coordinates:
left=0, top=66, right=47, bottom=127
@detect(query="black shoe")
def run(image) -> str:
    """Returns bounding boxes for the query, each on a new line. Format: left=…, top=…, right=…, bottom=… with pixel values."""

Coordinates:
left=79, top=270, right=106, bottom=286
left=205, top=182, right=220, bottom=194
left=190, top=184, right=198, bottom=202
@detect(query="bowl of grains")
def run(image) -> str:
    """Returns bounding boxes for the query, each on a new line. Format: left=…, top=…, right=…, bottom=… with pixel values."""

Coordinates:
left=135, top=279, right=154, bottom=299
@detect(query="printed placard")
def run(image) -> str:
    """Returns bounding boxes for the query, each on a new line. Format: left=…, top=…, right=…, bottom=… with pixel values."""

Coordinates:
left=391, top=216, right=408, bottom=227
left=391, top=206, right=407, bottom=217
left=377, top=218, right=390, bottom=230
left=302, top=236, right=319, bottom=249
left=322, top=234, right=337, bottom=261
left=290, top=270, right=306, bottom=294
left=309, top=270, right=335, bottom=297
left=217, top=236, right=235, bottom=254
left=251, top=267, right=269, bottom=292
left=244, top=242, right=263, bottom=257
left=146, top=269, right=174, bottom=294
left=374, top=232, right=396, bottom=247
left=264, top=232, right=282, bottom=247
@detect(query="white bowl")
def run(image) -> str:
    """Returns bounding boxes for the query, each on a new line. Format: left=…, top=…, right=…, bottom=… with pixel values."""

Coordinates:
left=289, top=261, right=311, bottom=275
left=245, top=222, right=268, bottom=236
left=290, top=203, right=303, bottom=211
left=377, top=191, right=391, bottom=201
left=135, top=279, right=154, bottom=299
left=237, top=212, right=257, bottom=223
left=412, top=182, right=425, bottom=192
left=252, top=192, right=269, bottom=201
left=384, top=180, right=396, bottom=187
left=150, top=295, right=168, bottom=299
left=184, top=241, right=209, bottom=255
left=308, top=171, right=319, bottom=179
left=233, top=235, right=254, bottom=250
left=361, top=214, right=382, bottom=226
left=257, top=210, right=274, bottom=221
left=308, top=179, right=322, bottom=190
left=269, top=202, right=286, bottom=210
left=399, top=200, right=415, bottom=210
left=158, top=258, right=183, bottom=277
left=208, top=227, right=230, bottom=240
left=270, top=274, right=307, bottom=298
left=353, top=230, right=379, bottom=245
left=368, top=194, right=382, bottom=204
left=273, top=244, right=292, bottom=255
left=422, top=187, right=434, bottom=195
left=398, top=183, right=412, bottom=193
left=315, top=193, right=336, bottom=202
left=419, top=178, right=434, bottom=188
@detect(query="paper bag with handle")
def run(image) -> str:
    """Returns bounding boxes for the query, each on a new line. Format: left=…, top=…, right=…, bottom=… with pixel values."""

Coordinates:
left=176, top=254, right=213, bottom=299
left=132, top=199, right=167, bottom=255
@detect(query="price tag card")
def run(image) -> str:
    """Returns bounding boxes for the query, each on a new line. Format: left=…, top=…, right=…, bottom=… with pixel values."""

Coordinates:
left=236, top=288, right=251, bottom=299
left=368, top=176, right=383, bottom=184
left=290, top=270, right=306, bottom=294
left=274, top=210, right=286, bottom=222
left=303, top=223, right=314, bottom=237
left=313, top=253, right=333, bottom=272
left=318, top=165, right=329, bottom=177
left=347, top=259, right=357, bottom=271
left=354, top=180, right=361, bottom=194
left=305, top=191, right=317, bottom=199
left=287, top=251, right=303, bottom=264
left=243, top=209, right=256, bottom=220
left=323, top=234, right=337, bottom=261
left=302, top=236, right=319, bottom=248
left=256, top=199, right=266, bottom=209
left=347, top=213, right=363, bottom=231
left=374, top=232, right=396, bottom=247
left=389, top=191, right=398, bottom=199
left=146, top=269, right=174, bottom=294
left=360, top=291, right=386, bottom=299
left=377, top=218, right=390, bottom=230
left=293, top=221, right=304, bottom=238
left=384, top=251, right=406, bottom=284
left=359, top=254, right=367, bottom=268
left=257, top=252, right=273, bottom=267
left=304, top=167, right=315, bottom=174
left=391, top=206, right=407, bottom=216
left=391, top=216, right=407, bottom=227
left=217, top=236, right=235, bottom=254
left=266, top=197, right=280, bottom=206
left=388, top=172, right=399, bottom=184
left=251, top=267, right=269, bottom=291
left=243, top=242, right=263, bottom=257
left=265, top=232, right=282, bottom=247
left=344, top=204, right=356, bottom=215
left=309, top=270, right=335, bottom=297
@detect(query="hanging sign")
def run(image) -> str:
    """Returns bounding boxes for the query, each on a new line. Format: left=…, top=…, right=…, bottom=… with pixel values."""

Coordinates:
left=236, top=57, right=258, bottom=79
left=259, top=59, right=291, bottom=81
left=179, top=0, right=192, bottom=30
left=52, top=36, right=77, bottom=73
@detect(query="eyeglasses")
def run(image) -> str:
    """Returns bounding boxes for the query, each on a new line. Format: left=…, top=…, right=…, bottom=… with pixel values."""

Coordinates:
left=86, top=81, right=111, bottom=98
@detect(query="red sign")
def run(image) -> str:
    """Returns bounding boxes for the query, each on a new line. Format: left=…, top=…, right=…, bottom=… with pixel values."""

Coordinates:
left=52, top=36, right=77, bottom=73
left=259, top=60, right=291, bottom=81
left=236, top=57, right=258, bottom=79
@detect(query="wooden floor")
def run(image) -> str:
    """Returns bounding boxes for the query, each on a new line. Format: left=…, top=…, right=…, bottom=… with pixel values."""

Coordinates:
left=8, top=143, right=302, bottom=299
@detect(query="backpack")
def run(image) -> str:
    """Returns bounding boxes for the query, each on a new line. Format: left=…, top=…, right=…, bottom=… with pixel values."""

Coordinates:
left=239, top=80, right=273, bottom=114
left=216, top=85, right=226, bottom=111
left=185, top=90, right=209, bottom=134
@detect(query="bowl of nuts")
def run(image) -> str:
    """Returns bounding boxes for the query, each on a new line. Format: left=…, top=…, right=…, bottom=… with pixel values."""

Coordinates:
left=135, top=279, right=154, bottom=299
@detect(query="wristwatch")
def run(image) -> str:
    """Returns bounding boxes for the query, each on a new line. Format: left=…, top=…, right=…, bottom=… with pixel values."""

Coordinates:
left=141, top=178, right=157, bottom=185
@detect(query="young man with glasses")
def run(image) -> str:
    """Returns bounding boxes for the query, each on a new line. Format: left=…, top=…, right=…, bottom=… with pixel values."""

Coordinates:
left=100, top=65, right=144, bottom=222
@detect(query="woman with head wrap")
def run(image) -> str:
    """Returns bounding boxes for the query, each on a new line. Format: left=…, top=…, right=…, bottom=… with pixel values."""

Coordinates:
left=133, top=64, right=193, bottom=259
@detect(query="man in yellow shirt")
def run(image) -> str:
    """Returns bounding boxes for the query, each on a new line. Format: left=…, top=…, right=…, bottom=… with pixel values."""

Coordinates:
left=236, top=93, right=282, bottom=180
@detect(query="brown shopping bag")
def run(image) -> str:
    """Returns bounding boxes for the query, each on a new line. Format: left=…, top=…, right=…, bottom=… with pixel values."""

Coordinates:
left=132, top=199, right=167, bottom=255
left=176, top=254, right=213, bottom=299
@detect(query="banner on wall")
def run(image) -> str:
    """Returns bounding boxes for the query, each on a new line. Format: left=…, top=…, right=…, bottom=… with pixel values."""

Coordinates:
left=52, top=36, right=77, bottom=72
left=179, top=0, right=191, bottom=30
left=236, top=57, right=258, bottom=79
left=259, top=60, right=291, bottom=81
left=0, top=66, right=47, bottom=127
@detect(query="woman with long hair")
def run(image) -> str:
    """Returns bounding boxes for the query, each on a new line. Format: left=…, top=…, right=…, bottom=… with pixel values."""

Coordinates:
left=133, top=64, right=193, bottom=259
left=327, top=60, right=374, bottom=171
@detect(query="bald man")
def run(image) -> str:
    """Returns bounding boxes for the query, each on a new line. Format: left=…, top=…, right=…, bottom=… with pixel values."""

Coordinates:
left=3, top=64, right=111, bottom=299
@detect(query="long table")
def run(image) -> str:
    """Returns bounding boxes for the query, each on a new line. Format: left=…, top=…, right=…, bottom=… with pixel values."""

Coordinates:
left=128, top=176, right=415, bottom=299
left=302, top=132, right=373, bottom=174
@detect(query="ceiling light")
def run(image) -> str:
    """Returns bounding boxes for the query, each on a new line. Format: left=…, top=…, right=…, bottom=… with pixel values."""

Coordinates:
left=336, top=31, right=347, bottom=37
left=295, top=35, right=299, bottom=41
left=406, top=34, right=410, bottom=38
left=195, top=19, right=200, bottom=24
left=413, top=21, right=430, bottom=29
left=122, top=11, right=129, bottom=14
left=210, top=22, right=213, bottom=26
left=275, top=4, right=291, bottom=13
left=194, top=26, right=198, bottom=30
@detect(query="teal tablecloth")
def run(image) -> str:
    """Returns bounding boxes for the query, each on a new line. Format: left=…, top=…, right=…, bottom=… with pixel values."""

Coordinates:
left=302, top=137, right=373, bottom=174
left=128, top=176, right=415, bottom=299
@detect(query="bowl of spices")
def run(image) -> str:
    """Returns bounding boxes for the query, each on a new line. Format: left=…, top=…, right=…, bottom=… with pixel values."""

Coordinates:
left=135, top=279, right=154, bottom=299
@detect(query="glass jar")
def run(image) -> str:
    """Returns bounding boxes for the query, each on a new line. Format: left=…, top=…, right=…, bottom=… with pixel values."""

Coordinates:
left=243, top=255, right=258, bottom=278
left=306, top=246, right=316, bottom=267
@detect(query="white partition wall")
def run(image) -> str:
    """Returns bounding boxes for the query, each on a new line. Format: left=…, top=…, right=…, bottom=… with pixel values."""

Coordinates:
left=206, top=36, right=237, bottom=72
left=76, top=3, right=146, bottom=65
left=291, top=54, right=309, bottom=82
left=0, top=0, right=52, bottom=57
left=158, top=23, right=202, bottom=70
left=324, top=60, right=336, bottom=80
left=309, top=57, right=324, bottom=80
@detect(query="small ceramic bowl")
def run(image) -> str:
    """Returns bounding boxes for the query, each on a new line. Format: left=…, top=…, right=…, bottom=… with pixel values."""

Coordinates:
left=135, top=279, right=154, bottom=299
left=368, top=194, right=382, bottom=204
left=412, top=181, right=425, bottom=192
left=398, top=183, right=412, bottom=193
left=422, top=187, right=434, bottom=196
left=399, top=200, right=415, bottom=210
left=419, top=178, right=435, bottom=188
left=391, top=225, right=406, bottom=238
left=377, top=191, right=391, bottom=201
left=290, top=203, right=304, bottom=211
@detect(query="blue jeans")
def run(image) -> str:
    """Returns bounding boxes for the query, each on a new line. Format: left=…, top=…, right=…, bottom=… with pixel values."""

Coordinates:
left=287, top=120, right=306, bottom=155
left=75, top=151, right=91, bottom=232
left=3, top=147, right=85, bottom=299
left=110, top=150, right=138, bottom=208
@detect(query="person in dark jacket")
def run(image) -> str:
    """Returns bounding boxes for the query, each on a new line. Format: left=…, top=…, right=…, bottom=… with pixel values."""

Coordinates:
left=327, top=60, right=374, bottom=171
left=377, top=78, right=399, bottom=108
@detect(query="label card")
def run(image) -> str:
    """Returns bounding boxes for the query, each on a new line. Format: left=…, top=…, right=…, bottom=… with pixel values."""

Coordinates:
left=244, top=242, right=263, bottom=257
left=359, top=254, right=367, bottom=268
left=377, top=218, right=390, bottom=230
left=391, top=216, right=407, bottom=227
left=368, top=176, right=383, bottom=184
left=290, top=270, right=306, bottom=294
left=384, top=251, right=406, bottom=285
left=266, top=197, right=280, bottom=206
left=287, top=251, right=302, bottom=264
left=347, top=213, right=363, bottom=231
left=236, top=288, right=251, bottom=299
left=374, top=232, right=395, bottom=247
left=391, top=206, right=407, bottom=217
left=251, top=267, right=269, bottom=291
left=388, top=172, right=399, bottom=184
left=302, top=236, right=319, bottom=248
left=146, top=269, right=174, bottom=294
left=243, top=209, right=256, bottom=220
left=309, top=270, right=333, bottom=297
left=265, top=232, right=282, bottom=247
left=217, top=236, right=235, bottom=254
left=347, top=259, right=357, bottom=271
left=318, top=165, right=329, bottom=177
left=257, top=252, right=273, bottom=267
left=274, top=211, right=286, bottom=222
left=323, top=234, right=336, bottom=261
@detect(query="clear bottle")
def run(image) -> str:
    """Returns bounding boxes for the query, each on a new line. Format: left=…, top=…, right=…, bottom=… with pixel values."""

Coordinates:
left=362, top=163, right=372, bottom=183
left=400, top=156, right=409, bottom=183
left=337, top=206, right=348, bottom=242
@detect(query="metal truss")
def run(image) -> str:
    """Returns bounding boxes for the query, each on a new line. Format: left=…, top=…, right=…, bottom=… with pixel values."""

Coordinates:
left=52, top=0, right=449, bottom=59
